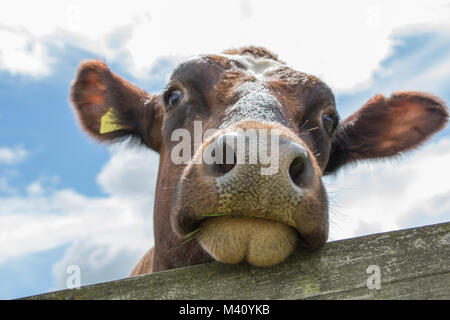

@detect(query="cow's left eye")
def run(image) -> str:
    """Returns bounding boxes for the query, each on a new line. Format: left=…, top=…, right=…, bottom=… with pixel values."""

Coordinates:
left=167, top=89, right=184, bottom=108
left=322, top=114, right=336, bottom=135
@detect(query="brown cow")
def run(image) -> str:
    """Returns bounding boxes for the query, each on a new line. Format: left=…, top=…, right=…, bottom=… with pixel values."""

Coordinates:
left=70, top=46, right=448, bottom=275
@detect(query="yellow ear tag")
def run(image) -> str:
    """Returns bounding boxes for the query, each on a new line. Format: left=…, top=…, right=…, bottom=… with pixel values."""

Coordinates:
left=100, top=108, right=123, bottom=134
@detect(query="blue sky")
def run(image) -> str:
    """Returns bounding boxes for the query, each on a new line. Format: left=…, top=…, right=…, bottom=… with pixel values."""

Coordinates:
left=0, top=1, right=449, bottom=299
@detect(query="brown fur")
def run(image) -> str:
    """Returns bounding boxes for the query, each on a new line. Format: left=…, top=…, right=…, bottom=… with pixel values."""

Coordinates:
left=129, top=247, right=154, bottom=277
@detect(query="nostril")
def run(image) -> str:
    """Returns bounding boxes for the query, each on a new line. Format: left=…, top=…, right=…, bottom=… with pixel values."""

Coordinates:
left=214, top=137, right=237, bottom=175
left=288, top=156, right=306, bottom=187
left=216, top=160, right=236, bottom=175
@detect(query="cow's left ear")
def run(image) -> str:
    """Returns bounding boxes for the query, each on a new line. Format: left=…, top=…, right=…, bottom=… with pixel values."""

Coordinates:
left=325, top=91, right=448, bottom=173
left=71, top=60, right=163, bottom=151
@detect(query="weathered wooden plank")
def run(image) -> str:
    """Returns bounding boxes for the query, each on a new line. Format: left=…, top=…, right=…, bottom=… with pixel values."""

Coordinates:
left=23, top=222, right=450, bottom=300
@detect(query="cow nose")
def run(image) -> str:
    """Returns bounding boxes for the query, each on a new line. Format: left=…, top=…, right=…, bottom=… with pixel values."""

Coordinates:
left=206, top=131, right=313, bottom=196
left=200, top=130, right=314, bottom=228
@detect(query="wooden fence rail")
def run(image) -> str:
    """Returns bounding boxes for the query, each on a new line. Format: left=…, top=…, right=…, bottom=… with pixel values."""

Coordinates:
left=24, top=222, right=450, bottom=300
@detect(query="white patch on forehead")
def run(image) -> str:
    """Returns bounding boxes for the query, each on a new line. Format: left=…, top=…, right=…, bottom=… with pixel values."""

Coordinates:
left=218, top=54, right=283, bottom=77
left=220, top=81, right=286, bottom=129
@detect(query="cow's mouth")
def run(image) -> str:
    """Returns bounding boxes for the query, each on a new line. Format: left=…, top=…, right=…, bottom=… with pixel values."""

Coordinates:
left=191, top=215, right=307, bottom=267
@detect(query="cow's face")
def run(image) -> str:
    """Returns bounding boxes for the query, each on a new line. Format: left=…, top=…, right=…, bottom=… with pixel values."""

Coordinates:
left=71, top=47, right=448, bottom=269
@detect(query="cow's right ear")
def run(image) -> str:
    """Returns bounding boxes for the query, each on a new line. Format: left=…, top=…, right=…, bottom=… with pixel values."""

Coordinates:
left=70, top=60, right=163, bottom=151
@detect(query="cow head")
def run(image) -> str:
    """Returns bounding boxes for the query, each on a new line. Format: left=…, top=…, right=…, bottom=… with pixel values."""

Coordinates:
left=71, top=47, right=448, bottom=272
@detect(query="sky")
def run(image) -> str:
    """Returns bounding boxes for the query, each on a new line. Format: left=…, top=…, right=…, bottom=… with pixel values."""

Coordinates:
left=0, top=0, right=449, bottom=299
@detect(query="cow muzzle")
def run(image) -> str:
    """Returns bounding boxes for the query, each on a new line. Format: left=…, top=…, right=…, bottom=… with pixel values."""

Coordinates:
left=171, top=121, right=328, bottom=267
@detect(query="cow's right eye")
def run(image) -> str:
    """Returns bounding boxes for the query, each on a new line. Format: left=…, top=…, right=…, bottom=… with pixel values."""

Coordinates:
left=167, top=89, right=184, bottom=109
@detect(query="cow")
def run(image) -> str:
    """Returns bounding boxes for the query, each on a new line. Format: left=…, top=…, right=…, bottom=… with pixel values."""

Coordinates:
left=70, top=46, right=448, bottom=275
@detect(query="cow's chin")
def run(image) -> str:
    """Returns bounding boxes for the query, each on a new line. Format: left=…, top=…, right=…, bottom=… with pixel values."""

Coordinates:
left=197, top=216, right=297, bottom=267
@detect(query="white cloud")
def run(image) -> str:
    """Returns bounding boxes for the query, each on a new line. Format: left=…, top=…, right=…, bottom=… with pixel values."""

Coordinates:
left=348, top=27, right=450, bottom=96
left=0, top=188, right=151, bottom=262
left=97, top=144, right=159, bottom=199
left=324, top=136, right=450, bottom=241
left=0, top=146, right=28, bottom=165
left=26, top=181, right=44, bottom=197
left=0, top=0, right=449, bottom=90
left=0, top=144, right=159, bottom=288
left=0, top=29, right=49, bottom=76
